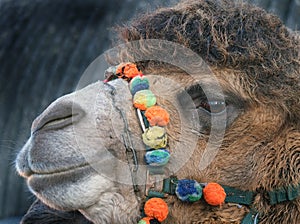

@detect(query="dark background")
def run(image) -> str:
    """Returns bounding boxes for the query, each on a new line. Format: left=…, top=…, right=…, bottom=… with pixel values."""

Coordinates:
left=0, top=0, right=299, bottom=222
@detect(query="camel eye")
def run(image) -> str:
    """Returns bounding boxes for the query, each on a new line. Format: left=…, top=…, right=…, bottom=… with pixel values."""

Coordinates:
left=187, top=85, right=226, bottom=115
left=199, top=100, right=226, bottom=114
left=178, top=84, right=244, bottom=134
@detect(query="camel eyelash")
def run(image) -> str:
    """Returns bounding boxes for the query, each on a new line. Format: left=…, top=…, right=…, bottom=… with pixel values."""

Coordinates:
left=186, top=84, right=245, bottom=110
left=185, top=84, right=225, bottom=110
left=186, top=84, right=223, bottom=100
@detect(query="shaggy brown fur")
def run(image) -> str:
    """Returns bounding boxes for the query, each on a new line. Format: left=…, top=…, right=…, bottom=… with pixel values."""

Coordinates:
left=115, top=0, right=300, bottom=223
left=118, top=0, right=300, bottom=117
left=20, top=0, right=300, bottom=223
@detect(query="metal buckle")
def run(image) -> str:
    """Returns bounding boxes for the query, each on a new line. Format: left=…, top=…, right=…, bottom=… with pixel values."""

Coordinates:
left=145, top=170, right=169, bottom=198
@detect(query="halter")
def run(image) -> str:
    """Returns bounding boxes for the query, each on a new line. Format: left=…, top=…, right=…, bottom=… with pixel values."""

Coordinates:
left=104, top=62, right=300, bottom=224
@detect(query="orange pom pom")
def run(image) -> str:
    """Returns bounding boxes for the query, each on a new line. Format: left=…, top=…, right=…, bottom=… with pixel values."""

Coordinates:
left=203, top=182, right=226, bottom=206
left=144, top=198, right=168, bottom=222
left=145, top=106, right=170, bottom=126
left=116, top=62, right=140, bottom=80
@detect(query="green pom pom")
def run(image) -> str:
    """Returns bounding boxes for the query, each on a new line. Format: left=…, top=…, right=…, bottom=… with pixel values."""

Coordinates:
left=133, top=90, right=156, bottom=110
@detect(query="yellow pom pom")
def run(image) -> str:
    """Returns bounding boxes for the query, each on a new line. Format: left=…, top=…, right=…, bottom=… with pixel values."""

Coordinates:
left=142, top=126, right=167, bottom=149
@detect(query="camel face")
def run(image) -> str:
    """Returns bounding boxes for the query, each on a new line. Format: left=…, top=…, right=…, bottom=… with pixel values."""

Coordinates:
left=16, top=0, right=300, bottom=223
left=16, top=65, right=300, bottom=224
left=15, top=63, right=239, bottom=219
left=16, top=65, right=300, bottom=223
left=15, top=63, right=254, bottom=222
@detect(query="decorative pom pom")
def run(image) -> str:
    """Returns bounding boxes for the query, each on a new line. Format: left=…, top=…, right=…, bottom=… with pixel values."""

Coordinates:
left=144, top=198, right=168, bottom=222
left=116, top=62, right=140, bottom=80
left=145, top=106, right=170, bottom=126
left=130, top=75, right=150, bottom=95
left=203, top=182, right=226, bottom=206
left=175, top=179, right=203, bottom=202
left=138, top=217, right=160, bottom=224
left=142, top=126, right=167, bottom=149
left=145, top=149, right=170, bottom=166
left=133, top=90, right=157, bottom=110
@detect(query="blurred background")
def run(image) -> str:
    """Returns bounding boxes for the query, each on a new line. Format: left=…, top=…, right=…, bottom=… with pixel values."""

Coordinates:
left=0, top=0, right=299, bottom=223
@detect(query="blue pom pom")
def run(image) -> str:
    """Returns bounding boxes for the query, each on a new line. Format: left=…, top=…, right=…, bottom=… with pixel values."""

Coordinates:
left=175, top=179, right=202, bottom=202
left=144, top=149, right=170, bottom=166
left=130, top=76, right=150, bottom=95
left=131, top=83, right=150, bottom=95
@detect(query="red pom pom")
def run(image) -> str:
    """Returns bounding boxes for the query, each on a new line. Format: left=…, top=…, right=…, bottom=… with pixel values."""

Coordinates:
left=116, top=62, right=140, bottom=80
left=144, top=198, right=168, bottom=222
left=203, top=183, right=226, bottom=206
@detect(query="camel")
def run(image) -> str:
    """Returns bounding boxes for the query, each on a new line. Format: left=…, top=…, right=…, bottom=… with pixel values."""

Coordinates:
left=16, top=0, right=300, bottom=223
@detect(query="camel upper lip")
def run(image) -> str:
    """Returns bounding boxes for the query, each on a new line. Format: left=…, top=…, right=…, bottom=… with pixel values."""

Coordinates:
left=32, top=101, right=85, bottom=134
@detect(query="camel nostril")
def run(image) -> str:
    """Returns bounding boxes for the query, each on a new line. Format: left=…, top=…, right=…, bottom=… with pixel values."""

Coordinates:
left=31, top=101, right=85, bottom=134
left=37, top=114, right=73, bottom=132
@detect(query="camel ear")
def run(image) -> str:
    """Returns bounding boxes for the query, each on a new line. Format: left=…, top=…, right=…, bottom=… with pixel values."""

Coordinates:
left=21, top=199, right=92, bottom=224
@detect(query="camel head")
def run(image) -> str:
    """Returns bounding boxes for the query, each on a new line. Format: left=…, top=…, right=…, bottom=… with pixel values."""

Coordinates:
left=16, top=0, right=300, bottom=223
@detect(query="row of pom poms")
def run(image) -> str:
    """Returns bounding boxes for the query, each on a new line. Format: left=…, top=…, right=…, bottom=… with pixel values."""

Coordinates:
left=105, top=63, right=226, bottom=224
left=137, top=181, right=227, bottom=224
left=107, top=62, right=171, bottom=167
left=175, top=180, right=226, bottom=205
left=108, top=63, right=171, bottom=223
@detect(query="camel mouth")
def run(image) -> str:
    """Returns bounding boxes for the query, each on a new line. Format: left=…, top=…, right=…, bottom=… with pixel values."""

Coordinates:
left=26, top=164, right=108, bottom=211
left=28, top=162, right=91, bottom=178
left=27, top=163, right=96, bottom=193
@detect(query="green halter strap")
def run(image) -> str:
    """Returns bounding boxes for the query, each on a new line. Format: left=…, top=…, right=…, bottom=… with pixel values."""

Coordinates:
left=147, top=177, right=300, bottom=224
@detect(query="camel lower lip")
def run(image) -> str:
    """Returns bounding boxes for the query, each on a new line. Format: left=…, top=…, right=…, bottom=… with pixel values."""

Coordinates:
left=28, top=165, right=96, bottom=193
